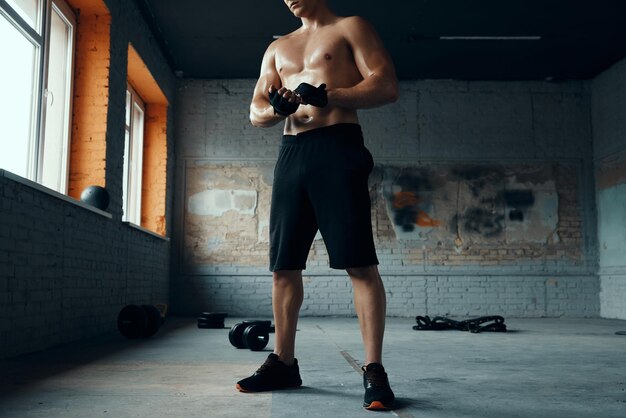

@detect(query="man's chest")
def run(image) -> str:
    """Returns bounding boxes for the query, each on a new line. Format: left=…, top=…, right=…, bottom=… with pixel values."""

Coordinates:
left=275, top=31, right=351, bottom=75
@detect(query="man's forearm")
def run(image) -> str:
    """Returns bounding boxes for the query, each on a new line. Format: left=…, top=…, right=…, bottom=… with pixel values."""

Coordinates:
left=250, top=103, right=285, bottom=127
left=327, top=74, right=398, bottom=109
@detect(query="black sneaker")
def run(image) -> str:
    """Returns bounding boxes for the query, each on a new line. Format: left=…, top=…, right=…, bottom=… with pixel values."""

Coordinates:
left=236, top=353, right=302, bottom=392
left=362, top=363, right=395, bottom=410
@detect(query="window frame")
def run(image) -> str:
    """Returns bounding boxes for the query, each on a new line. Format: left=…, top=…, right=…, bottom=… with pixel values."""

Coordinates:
left=38, top=0, right=76, bottom=192
left=0, top=0, right=44, bottom=181
left=0, top=0, right=75, bottom=192
left=3, top=0, right=44, bottom=34
left=123, top=83, right=146, bottom=225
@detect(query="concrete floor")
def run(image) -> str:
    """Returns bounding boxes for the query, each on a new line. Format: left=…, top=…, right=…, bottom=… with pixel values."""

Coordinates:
left=1, top=317, right=625, bottom=418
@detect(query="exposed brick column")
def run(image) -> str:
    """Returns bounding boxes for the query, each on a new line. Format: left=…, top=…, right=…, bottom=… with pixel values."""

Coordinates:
left=142, top=103, right=168, bottom=235
left=68, top=7, right=111, bottom=199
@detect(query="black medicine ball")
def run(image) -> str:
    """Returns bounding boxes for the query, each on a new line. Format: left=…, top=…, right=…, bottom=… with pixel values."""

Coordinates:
left=80, top=185, right=110, bottom=211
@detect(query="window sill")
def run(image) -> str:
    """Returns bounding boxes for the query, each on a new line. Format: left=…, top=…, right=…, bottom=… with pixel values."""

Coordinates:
left=123, top=221, right=170, bottom=241
left=0, top=169, right=113, bottom=219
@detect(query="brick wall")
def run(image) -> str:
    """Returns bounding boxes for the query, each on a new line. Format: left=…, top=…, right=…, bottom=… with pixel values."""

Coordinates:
left=0, top=172, right=171, bottom=358
left=592, top=57, right=626, bottom=320
left=172, top=79, right=600, bottom=318
left=142, top=103, right=169, bottom=235
left=178, top=274, right=598, bottom=318
left=68, top=11, right=111, bottom=198
left=0, top=0, right=176, bottom=359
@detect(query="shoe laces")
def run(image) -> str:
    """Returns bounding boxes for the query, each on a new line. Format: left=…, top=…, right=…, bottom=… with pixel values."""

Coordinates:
left=363, top=365, right=388, bottom=387
left=255, top=359, right=276, bottom=375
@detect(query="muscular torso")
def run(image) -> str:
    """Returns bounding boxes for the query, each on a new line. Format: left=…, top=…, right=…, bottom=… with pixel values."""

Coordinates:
left=274, top=18, right=362, bottom=134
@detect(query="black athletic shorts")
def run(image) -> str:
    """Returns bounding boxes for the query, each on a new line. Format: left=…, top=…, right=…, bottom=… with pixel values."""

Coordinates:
left=269, top=123, right=379, bottom=271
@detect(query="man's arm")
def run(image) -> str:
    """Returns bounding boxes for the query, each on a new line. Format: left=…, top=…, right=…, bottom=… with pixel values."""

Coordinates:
left=327, top=16, right=399, bottom=109
left=250, top=42, right=300, bottom=127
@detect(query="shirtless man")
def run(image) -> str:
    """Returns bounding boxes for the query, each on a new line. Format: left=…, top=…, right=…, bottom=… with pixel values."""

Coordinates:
left=236, top=0, right=399, bottom=411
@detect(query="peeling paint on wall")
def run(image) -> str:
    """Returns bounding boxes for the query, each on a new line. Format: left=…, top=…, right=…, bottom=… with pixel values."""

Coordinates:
left=183, top=161, right=581, bottom=272
left=382, top=167, right=443, bottom=240
left=188, top=189, right=257, bottom=216
left=596, top=151, right=626, bottom=191
left=382, top=164, right=559, bottom=244
left=504, top=186, right=560, bottom=244
left=183, top=163, right=273, bottom=270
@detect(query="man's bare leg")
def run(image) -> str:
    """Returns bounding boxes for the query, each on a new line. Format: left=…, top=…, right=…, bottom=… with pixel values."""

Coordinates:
left=272, top=269, right=304, bottom=366
left=235, top=269, right=303, bottom=392
left=348, top=264, right=394, bottom=410
left=347, top=265, right=386, bottom=365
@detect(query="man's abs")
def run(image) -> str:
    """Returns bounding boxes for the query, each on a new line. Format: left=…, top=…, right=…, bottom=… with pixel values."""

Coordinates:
left=283, top=106, right=359, bottom=135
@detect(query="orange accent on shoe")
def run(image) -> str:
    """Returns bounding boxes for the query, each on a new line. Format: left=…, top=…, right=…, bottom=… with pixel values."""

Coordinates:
left=365, top=401, right=390, bottom=411
left=236, top=382, right=302, bottom=393
left=236, top=384, right=252, bottom=393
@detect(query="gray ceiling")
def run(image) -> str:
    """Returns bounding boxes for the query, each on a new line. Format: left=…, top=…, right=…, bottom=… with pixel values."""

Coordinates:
left=137, top=0, right=626, bottom=81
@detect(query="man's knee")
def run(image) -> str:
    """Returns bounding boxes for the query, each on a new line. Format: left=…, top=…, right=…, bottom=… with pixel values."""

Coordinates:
left=273, top=269, right=303, bottom=283
left=346, top=265, right=378, bottom=280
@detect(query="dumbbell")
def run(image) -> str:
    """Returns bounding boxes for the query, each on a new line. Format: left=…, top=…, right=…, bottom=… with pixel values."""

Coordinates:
left=197, top=312, right=228, bottom=329
left=229, top=320, right=275, bottom=351
left=117, top=304, right=164, bottom=338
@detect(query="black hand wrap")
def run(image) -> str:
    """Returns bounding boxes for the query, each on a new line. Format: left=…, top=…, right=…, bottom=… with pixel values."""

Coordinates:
left=294, top=83, right=328, bottom=107
left=269, top=90, right=299, bottom=116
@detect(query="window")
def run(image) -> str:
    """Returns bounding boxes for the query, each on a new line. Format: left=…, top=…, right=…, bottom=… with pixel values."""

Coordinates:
left=40, top=0, right=75, bottom=191
left=4, top=0, right=41, bottom=31
left=126, top=43, right=169, bottom=236
left=0, top=0, right=42, bottom=179
left=123, top=84, right=145, bottom=225
left=0, top=0, right=75, bottom=193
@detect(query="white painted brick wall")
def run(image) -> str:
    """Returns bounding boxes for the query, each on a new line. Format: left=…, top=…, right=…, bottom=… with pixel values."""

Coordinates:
left=173, top=80, right=599, bottom=317
left=593, top=56, right=626, bottom=319
left=172, top=76, right=600, bottom=318
left=600, top=275, right=626, bottom=319
left=175, top=79, right=591, bottom=161
left=592, top=57, right=626, bottom=160
left=175, top=274, right=598, bottom=318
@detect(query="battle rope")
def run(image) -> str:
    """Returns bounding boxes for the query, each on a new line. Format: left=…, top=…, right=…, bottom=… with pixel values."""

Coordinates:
left=413, top=315, right=507, bottom=333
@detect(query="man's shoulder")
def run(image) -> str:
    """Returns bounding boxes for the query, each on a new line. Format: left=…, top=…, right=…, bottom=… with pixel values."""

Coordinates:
left=266, top=30, right=297, bottom=55
left=335, top=15, right=370, bottom=30
left=333, top=16, right=378, bottom=40
left=270, top=28, right=302, bottom=51
left=337, top=15, right=365, bottom=23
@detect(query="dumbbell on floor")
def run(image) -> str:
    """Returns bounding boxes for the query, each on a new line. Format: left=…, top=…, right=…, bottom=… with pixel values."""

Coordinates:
left=229, top=320, right=275, bottom=351
left=117, top=304, right=165, bottom=338
left=197, top=312, right=228, bottom=329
